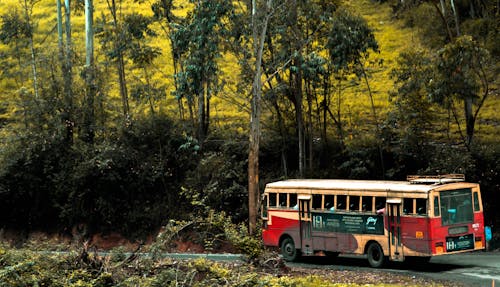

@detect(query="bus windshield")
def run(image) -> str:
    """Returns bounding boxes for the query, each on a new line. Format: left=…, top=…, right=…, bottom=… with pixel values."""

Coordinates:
left=440, top=189, right=473, bottom=225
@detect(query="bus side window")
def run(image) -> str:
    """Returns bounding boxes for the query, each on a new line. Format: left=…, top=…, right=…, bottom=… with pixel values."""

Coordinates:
left=473, top=192, right=480, bottom=211
left=337, top=195, right=347, bottom=210
left=434, top=196, right=440, bottom=216
left=403, top=198, right=414, bottom=214
left=290, top=193, right=298, bottom=209
left=269, top=193, right=277, bottom=207
left=349, top=196, right=360, bottom=211
left=375, top=197, right=386, bottom=212
left=325, top=195, right=335, bottom=210
left=279, top=193, right=287, bottom=207
left=262, top=195, right=268, bottom=218
left=362, top=196, right=373, bottom=212
left=312, top=194, right=322, bottom=209
left=416, top=199, right=427, bottom=215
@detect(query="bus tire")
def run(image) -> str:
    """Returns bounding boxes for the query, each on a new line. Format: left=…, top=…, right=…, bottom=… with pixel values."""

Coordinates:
left=280, top=237, right=299, bottom=262
left=367, top=242, right=385, bottom=268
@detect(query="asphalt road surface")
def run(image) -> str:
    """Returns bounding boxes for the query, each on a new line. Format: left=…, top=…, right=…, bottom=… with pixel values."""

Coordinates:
left=290, top=252, right=500, bottom=287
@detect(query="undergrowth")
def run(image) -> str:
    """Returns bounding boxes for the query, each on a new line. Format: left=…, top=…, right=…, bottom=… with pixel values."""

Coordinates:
left=0, top=244, right=440, bottom=287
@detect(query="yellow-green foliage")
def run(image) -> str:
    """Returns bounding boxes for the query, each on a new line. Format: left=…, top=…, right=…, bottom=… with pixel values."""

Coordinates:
left=0, top=0, right=497, bottom=143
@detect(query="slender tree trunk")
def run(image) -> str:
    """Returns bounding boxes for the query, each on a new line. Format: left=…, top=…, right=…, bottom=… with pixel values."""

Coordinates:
left=360, top=62, right=385, bottom=178
left=197, top=79, right=206, bottom=144
left=107, top=0, right=129, bottom=118
left=83, top=0, right=95, bottom=143
left=306, top=81, right=313, bottom=174
left=62, top=0, right=74, bottom=143
left=57, top=0, right=64, bottom=62
left=248, top=0, right=271, bottom=235
left=464, top=96, right=474, bottom=146
left=23, top=0, right=39, bottom=100
left=450, top=0, right=461, bottom=36
left=291, top=0, right=305, bottom=178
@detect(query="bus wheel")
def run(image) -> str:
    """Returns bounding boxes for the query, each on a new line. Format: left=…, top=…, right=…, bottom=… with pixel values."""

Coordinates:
left=367, top=242, right=385, bottom=268
left=280, top=237, right=299, bottom=262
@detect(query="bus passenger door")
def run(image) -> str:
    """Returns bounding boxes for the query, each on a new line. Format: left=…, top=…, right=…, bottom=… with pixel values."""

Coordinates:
left=387, top=199, right=404, bottom=261
left=298, top=195, right=313, bottom=255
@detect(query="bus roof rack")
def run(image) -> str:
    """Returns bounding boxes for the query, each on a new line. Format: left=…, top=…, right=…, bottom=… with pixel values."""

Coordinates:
left=407, top=174, right=465, bottom=184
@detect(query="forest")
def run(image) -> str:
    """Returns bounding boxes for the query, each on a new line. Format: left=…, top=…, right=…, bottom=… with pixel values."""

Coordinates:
left=0, top=0, right=498, bottom=242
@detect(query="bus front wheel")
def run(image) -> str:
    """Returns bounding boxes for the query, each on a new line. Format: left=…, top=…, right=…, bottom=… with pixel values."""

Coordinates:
left=280, top=237, right=299, bottom=262
left=367, top=242, right=385, bottom=268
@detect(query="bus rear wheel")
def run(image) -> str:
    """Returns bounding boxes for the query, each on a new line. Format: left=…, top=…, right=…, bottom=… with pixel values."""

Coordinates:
left=367, top=242, right=385, bottom=268
left=280, top=237, right=299, bottom=262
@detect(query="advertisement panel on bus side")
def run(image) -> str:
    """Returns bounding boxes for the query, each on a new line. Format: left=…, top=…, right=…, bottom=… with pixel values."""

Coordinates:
left=311, top=212, right=384, bottom=235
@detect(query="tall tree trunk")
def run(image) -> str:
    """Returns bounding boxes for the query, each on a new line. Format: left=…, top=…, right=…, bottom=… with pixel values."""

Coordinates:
left=107, top=0, right=129, bottom=118
left=359, top=62, right=385, bottom=178
left=197, top=79, right=206, bottom=144
left=450, top=0, right=461, bottom=36
left=464, top=96, right=474, bottom=146
left=62, top=0, right=74, bottom=143
left=248, top=0, right=271, bottom=235
left=291, top=0, right=305, bottom=178
left=83, top=0, right=95, bottom=143
left=23, top=0, right=39, bottom=100
left=306, top=81, right=313, bottom=174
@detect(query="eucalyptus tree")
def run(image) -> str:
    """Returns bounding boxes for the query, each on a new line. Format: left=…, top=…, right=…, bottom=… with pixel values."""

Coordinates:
left=170, top=0, right=232, bottom=144
left=21, top=0, right=40, bottom=100
left=124, top=13, right=163, bottom=115
left=0, top=5, right=40, bottom=127
left=259, top=0, right=337, bottom=177
left=388, top=50, right=436, bottom=173
left=248, top=0, right=273, bottom=235
left=0, top=11, right=31, bottom=88
left=429, top=36, right=490, bottom=148
left=326, top=8, right=383, bottom=175
left=96, top=0, right=130, bottom=118
left=150, top=0, right=185, bottom=119
left=82, top=0, right=95, bottom=143
left=55, top=0, right=74, bottom=143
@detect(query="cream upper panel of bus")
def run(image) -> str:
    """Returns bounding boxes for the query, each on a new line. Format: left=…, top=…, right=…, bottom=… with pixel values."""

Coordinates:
left=264, top=179, right=435, bottom=198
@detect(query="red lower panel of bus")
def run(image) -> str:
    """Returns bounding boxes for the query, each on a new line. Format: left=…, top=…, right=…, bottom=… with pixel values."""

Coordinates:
left=400, top=212, right=485, bottom=255
left=264, top=212, right=485, bottom=256
left=262, top=214, right=300, bottom=247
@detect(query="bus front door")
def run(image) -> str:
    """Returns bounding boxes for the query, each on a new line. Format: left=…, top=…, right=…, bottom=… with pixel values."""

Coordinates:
left=387, top=201, right=404, bottom=261
left=299, top=197, right=313, bottom=255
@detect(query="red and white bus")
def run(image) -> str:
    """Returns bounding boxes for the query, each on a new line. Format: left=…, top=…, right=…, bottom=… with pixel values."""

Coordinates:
left=261, top=175, right=485, bottom=267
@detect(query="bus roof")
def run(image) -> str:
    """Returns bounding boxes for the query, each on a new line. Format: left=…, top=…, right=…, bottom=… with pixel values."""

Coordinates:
left=264, top=179, right=474, bottom=193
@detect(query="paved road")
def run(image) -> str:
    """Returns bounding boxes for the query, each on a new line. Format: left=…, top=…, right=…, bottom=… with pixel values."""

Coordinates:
left=290, top=252, right=500, bottom=287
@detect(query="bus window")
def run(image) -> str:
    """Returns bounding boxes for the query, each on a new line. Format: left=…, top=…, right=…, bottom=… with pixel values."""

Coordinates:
left=279, top=193, right=287, bottom=207
left=416, top=199, right=427, bottom=215
left=440, top=189, right=473, bottom=225
left=375, top=197, right=386, bottom=212
left=312, top=194, right=322, bottom=209
left=362, top=196, right=373, bottom=212
left=337, top=195, right=347, bottom=210
left=434, top=196, right=440, bottom=216
left=325, top=195, right=335, bottom=210
left=262, top=195, right=268, bottom=218
left=349, top=196, right=360, bottom=211
left=269, top=193, right=277, bottom=207
left=473, top=192, right=480, bottom=211
left=403, top=198, right=414, bottom=214
left=290, top=193, right=298, bottom=209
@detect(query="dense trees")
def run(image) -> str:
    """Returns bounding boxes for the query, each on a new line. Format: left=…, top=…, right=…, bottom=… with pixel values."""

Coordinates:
left=0, top=0, right=497, bottom=237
